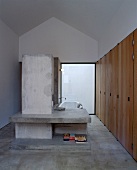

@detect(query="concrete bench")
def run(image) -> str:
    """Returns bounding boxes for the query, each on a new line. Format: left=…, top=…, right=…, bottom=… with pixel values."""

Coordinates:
left=10, top=109, right=91, bottom=139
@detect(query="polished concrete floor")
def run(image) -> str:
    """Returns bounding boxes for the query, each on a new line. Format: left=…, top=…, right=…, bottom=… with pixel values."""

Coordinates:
left=0, top=115, right=137, bottom=170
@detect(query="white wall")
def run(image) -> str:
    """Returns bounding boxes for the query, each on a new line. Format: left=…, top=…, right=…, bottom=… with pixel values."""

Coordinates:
left=0, top=19, right=20, bottom=128
left=99, top=0, right=137, bottom=58
left=19, top=17, right=98, bottom=62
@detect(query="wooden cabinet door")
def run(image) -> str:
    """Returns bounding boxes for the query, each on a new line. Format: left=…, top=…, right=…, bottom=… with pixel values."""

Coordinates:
left=105, top=52, right=112, bottom=129
left=110, top=46, right=118, bottom=138
left=100, top=56, right=106, bottom=125
left=118, top=33, right=133, bottom=155
left=133, top=29, right=137, bottom=160
left=96, top=60, right=101, bottom=119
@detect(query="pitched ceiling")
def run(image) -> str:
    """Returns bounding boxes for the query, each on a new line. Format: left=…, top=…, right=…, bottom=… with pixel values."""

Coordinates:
left=0, top=0, right=125, bottom=40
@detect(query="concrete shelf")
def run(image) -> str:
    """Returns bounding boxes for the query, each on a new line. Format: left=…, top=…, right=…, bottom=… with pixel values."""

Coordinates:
left=10, top=109, right=91, bottom=124
left=10, top=109, right=91, bottom=139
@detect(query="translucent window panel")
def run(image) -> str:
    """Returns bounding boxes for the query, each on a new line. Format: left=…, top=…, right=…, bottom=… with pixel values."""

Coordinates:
left=62, top=64, right=95, bottom=114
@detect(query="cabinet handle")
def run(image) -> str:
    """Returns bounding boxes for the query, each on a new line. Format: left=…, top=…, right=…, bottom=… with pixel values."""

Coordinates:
left=128, top=97, right=130, bottom=101
left=117, top=95, right=119, bottom=99
left=110, top=93, right=111, bottom=96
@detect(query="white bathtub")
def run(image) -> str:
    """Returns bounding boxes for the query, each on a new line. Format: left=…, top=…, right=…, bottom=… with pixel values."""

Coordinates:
left=59, top=101, right=83, bottom=109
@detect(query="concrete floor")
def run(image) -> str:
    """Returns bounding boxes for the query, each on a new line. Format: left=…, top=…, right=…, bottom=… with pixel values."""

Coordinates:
left=0, top=115, right=137, bottom=170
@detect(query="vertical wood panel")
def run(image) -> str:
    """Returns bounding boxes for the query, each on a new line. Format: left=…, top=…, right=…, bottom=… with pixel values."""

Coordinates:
left=133, top=29, right=137, bottom=160
left=125, top=33, right=133, bottom=155
left=100, top=58, right=103, bottom=122
left=100, top=56, right=106, bottom=125
left=118, top=33, right=133, bottom=155
left=54, top=57, right=60, bottom=105
left=109, top=49, right=115, bottom=135
left=118, top=42, right=123, bottom=143
left=99, top=59, right=101, bottom=120
left=115, top=46, right=119, bottom=139
left=110, top=46, right=118, bottom=138
left=105, top=52, right=112, bottom=129
left=96, top=60, right=101, bottom=119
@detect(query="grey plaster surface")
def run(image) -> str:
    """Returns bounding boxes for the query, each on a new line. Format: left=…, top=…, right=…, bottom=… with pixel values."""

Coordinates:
left=20, top=55, right=53, bottom=139
left=0, top=115, right=137, bottom=170
left=10, top=109, right=91, bottom=123
left=15, top=123, right=52, bottom=139
left=22, top=55, right=53, bottom=115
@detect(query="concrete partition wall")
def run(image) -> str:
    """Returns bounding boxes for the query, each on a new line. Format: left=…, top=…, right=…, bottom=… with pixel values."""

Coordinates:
left=22, top=55, right=53, bottom=114
left=16, top=55, right=53, bottom=139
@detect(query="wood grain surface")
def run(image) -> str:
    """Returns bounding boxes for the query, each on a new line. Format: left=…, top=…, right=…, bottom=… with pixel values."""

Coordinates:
left=133, top=29, right=137, bottom=160
left=100, top=56, right=106, bottom=125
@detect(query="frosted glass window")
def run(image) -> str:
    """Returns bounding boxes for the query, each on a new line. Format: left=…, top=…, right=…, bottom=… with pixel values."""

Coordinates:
left=62, top=64, right=95, bottom=114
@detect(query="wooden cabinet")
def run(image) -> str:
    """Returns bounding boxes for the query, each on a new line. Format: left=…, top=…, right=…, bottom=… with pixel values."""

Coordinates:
left=109, top=46, right=118, bottom=138
left=105, top=52, right=112, bottom=129
left=96, top=30, right=135, bottom=159
left=117, top=33, right=133, bottom=155
left=100, top=56, right=106, bottom=125
left=96, top=60, right=101, bottom=119
left=133, top=29, right=137, bottom=160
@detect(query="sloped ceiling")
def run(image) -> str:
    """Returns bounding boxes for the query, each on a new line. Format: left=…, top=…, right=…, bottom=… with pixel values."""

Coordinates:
left=0, top=0, right=125, bottom=40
